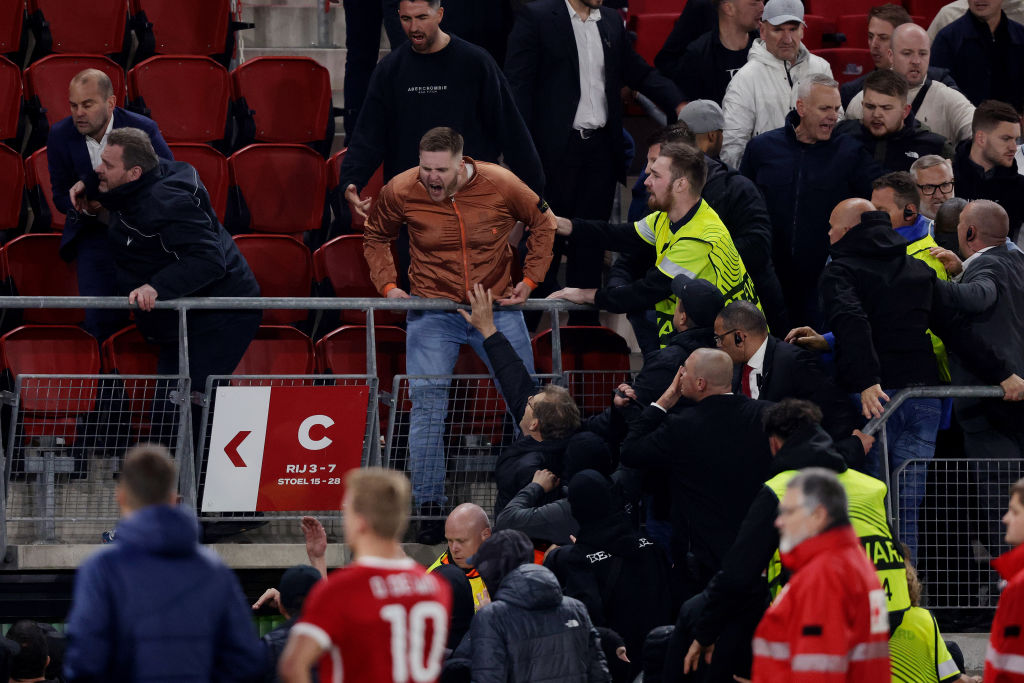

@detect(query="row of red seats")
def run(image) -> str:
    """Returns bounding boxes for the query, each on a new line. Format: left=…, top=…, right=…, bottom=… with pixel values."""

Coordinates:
left=8, top=139, right=382, bottom=238
left=0, top=232, right=391, bottom=328
left=1, top=0, right=242, bottom=66
left=1, top=53, right=334, bottom=152
left=1, top=323, right=632, bottom=442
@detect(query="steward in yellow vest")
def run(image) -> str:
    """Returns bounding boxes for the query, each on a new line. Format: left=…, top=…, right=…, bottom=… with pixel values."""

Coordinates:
left=547, top=143, right=759, bottom=346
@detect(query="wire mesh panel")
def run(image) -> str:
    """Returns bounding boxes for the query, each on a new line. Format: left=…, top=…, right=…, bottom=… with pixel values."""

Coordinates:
left=3, top=375, right=188, bottom=545
left=562, top=369, right=636, bottom=419
left=385, top=373, right=596, bottom=519
left=899, top=457, right=1023, bottom=609
left=195, top=375, right=377, bottom=543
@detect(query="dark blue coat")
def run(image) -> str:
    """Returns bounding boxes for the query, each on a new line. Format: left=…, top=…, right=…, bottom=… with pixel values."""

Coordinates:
left=740, top=111, right=882, bottom=319
left=46, top=108, right=172, bottom=259
left=99, top=159, right=260, bottom=342
left=930, top=10, right=1024, bottom=109
left=64, top=505, right=266, bottom=683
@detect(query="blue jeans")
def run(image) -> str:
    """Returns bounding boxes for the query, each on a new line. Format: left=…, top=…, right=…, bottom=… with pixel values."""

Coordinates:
left=859, top=393, right=941, bottom=563
left=406, top=309, right=534, bottom=507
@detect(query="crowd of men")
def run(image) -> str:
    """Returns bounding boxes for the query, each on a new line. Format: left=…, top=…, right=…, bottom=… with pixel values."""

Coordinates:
left=34, top=0, right=1024, bottom=679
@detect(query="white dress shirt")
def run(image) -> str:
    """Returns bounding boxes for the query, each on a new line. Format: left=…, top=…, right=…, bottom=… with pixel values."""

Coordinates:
left=85, top=115, right=115, bottom=169
left=744, top=337, right=769, bottom=400
left=566, top=0, right=608, bottom=131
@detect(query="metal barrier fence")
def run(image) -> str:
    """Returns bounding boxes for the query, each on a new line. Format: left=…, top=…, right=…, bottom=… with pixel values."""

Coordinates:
left=0, top=296, right=589, bottom=547
left=2, top=375, right=189, bottom=546
left=895, top=457, right=1022, bottom=610
left=863, top=386, right=1011, bottom=610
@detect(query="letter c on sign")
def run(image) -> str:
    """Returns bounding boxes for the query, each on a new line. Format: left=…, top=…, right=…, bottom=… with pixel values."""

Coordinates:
left=298, top=415, right=334, bottom=451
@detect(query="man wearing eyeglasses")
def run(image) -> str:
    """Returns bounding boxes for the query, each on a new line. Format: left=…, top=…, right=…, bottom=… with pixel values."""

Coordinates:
left=909, top=155, right=956, bottom=221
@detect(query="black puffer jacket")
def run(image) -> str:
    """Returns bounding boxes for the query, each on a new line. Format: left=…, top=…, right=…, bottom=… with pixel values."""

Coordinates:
left=100, top=159, right=260, bottom=342
left=470, top=564, right=611, bottom=683
left=835, top=116, right=953, bottom=173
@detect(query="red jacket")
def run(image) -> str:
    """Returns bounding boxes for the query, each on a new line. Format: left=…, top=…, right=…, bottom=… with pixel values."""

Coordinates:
left=986, top=543, right=1024, bottom=682
left=752, top=525, right=890, bottom=682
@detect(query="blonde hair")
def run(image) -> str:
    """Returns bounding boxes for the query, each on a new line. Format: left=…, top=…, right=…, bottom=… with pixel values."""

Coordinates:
left=344, top=468, right=411, bottom=540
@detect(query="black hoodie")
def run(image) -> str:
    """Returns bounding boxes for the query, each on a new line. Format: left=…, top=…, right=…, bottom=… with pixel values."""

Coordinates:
left=821, top=211, right=1011, bottom=393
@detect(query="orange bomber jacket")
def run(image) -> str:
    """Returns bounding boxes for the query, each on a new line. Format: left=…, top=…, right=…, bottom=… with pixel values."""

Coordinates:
left=362, top=158, right=556, bottom=304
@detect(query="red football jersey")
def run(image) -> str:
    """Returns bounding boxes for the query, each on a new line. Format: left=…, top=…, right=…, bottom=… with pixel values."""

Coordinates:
left=293, top=556, right=452, bottom=683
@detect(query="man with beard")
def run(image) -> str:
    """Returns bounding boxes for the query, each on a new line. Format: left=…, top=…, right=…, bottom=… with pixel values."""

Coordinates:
left=363, top=126, right=556, bottom=542
left=548, top=142, right=759, bottom=348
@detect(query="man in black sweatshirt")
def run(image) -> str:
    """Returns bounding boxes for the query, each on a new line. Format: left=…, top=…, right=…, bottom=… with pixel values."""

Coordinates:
left=338, top=0, right=544, bottom=222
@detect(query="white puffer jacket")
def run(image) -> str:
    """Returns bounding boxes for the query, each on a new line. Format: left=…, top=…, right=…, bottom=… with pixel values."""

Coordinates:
left=721, top=39, right=835, bottom=168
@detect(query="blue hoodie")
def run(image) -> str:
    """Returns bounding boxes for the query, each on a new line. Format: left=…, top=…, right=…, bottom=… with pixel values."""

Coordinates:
left=64, top=505, right=266, bottom=683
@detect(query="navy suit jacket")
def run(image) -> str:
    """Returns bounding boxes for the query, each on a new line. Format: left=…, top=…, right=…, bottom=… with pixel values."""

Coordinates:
left=504, top=0, right=682, bottom=181
left=47, top=108, right=172, bottom=258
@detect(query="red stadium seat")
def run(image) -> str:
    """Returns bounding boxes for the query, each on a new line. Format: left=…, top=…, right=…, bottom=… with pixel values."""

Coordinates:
left=101, top=324, right=162, bottom=440
left=628, top=13, right=678, bottom=66
left=26, top=0, right=129, bottom=59
left=167, top=143, right=228, bottom=223
left=532, top=326, right=632, bottom=416
left=316, top=324, right=406, bottom=433
left=312, top=235, right=403, bottom=325
left=233, top=325, right=315, bottom=376
left=0, top=143, right=24, bottom=231
left=835, top=14, right=869, bottom=47
left=25, top=148, right=64, bottom=233
left=23, top=54, right=126, bottom=128
left=2, top=234, right=82, bottom=324
left=812, top=48, right=875, bottom=84
left=101, top=325, right=159, bottom=374
left=316, top=324, right=405, bottom=388
left=231, top=56, right=334, bottom=148
left=132, top=0, right=234, bottom=59
left=0, top=325, right=100, bottom=426
left=327, top=148, right=383, bottom=231
left=804, top=0, right=881, bottom=22
left=233, top=234, right=313, bottom=325
left=128, top=56, right=230, bottom=145
left=802, top=14, right=837, bottom=50
left=0, top=0, right=24, bottom=54
left=904, top=0, right=947, bottom=26
left=227, top=143, right=328, bottom=234
left=0, top=56, right=20, bottom=141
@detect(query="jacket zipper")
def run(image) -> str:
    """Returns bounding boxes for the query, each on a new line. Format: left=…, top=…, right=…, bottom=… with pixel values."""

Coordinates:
left=791, top=147, right=803, bottom=256
left=451, top=198, right=472, bottom=295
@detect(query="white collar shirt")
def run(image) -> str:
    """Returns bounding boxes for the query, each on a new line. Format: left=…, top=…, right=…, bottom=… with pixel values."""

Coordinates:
left=85, top=115, right=116, bottom=170
left=566, top=0, right=608, bottom=131
left=744, top=336, right=769, bottom=399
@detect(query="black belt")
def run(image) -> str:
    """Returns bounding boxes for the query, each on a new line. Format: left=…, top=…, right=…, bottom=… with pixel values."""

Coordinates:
left=575, top=127, right=603, bottom=140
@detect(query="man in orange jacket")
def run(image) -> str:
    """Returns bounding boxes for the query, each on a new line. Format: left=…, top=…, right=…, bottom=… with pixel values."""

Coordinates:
left=986, top=479, right=1024, bottom=681
left=750, top=468, right=890, bottom=682
left=363, top=125, right=556, bottom=543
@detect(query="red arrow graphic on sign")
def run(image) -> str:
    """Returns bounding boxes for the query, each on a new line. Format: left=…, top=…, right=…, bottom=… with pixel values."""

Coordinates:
left=225, top=430, right=250, bottom=467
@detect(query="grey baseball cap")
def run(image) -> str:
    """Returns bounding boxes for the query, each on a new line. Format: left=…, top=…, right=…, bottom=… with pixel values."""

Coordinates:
left=678, top=100, right=725, bottom=134
left=762, top=0, right=805, bottom=25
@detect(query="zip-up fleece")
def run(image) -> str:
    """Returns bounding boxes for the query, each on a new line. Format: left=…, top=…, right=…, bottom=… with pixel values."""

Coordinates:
left=363, top=158, right=556, bottom=304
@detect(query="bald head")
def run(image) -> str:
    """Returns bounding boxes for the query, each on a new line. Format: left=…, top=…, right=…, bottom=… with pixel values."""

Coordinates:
left=889, top=23, right=931, bottom=87
left=681, top=347, right=735, bottom=401
left=828, top=198, right=877, bottom=244
left=444, top=503, right=492, bottom=568
left=959, top=199, right=1009, bottom=257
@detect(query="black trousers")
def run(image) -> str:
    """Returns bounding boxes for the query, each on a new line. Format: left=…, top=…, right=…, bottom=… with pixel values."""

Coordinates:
left=342, top=0, right=405, bottom=139
left=535, top=128, right=619, bottom=296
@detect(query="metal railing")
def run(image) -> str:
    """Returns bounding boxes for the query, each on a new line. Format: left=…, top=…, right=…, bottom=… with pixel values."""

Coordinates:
left=0, top=295, right=590, bottom=546
left=862, top=385, right=1012, bottom=610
